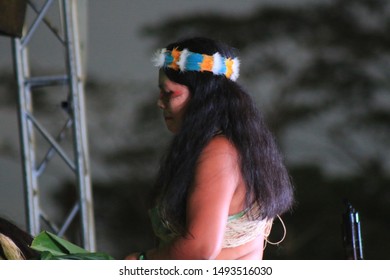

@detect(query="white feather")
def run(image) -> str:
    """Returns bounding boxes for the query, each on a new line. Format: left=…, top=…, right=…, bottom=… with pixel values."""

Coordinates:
left=230, top=57, right=240, bottom=81
left=177, top=49, right=189, bottom=71
left=152, top=48, right=166, bottom=67
left=212, top=52, right=223, bottom=75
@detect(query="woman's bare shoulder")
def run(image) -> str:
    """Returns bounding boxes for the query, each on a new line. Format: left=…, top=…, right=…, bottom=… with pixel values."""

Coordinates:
left=201, top=135, right=238, bottom=158
left=195, top=135, right=240, bottom=182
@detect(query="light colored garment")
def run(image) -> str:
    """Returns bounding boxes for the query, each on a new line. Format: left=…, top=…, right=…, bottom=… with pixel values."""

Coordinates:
left=223, top=206, right=273, bottom=248
left=149, top=205, right=273, bottom=248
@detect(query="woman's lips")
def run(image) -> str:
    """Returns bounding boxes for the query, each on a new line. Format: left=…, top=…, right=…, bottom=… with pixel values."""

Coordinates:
left=163, top=113, right=173, bottom=120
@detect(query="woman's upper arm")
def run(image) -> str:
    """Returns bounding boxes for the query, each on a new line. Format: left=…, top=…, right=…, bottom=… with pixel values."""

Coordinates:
left=184, top=137, right=240, bottom=258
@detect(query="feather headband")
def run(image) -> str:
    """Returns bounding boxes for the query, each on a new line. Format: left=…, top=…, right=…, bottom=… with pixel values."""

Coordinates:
left=153, top=48, right=240, bottom=81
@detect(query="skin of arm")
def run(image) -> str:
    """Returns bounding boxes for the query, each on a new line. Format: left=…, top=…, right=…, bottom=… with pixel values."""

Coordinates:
left=126, top=136, right=241, bottom=260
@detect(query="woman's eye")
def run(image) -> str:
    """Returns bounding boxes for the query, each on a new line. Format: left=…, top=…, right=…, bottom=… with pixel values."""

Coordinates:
left=159, top=90, right=169, bottom=98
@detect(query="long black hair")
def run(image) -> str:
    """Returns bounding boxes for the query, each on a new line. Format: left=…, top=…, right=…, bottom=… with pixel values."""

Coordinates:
left=153, top=37, right=294, bottom=235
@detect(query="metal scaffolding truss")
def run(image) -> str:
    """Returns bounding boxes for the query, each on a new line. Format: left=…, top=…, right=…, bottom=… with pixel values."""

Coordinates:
left=12, top=0, right=95, bottom=251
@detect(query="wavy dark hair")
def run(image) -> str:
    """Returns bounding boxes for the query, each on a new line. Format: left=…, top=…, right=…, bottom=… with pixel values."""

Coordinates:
left=153, top=37, right=294, bottom=235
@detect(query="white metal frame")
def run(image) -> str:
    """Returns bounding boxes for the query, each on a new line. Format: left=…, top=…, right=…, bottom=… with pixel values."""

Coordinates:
left=12, top=0, right=95, bottom=251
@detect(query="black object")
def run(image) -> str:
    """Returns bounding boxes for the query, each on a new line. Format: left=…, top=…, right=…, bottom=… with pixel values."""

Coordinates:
left=342, top=200, right=364, bottom=260
left=0, top=0, right=27, bottom=38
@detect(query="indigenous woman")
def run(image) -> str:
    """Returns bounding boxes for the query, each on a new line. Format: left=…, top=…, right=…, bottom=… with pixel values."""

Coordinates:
left=126, top=37, right=294, bottom=260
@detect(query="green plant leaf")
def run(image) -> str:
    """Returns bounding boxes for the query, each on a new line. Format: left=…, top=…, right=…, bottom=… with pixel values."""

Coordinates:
left=40, top=251, right=114, bottom=260
left=31, top=231, right=115, bottom=260
left=31, top=231, right=88, bottom=256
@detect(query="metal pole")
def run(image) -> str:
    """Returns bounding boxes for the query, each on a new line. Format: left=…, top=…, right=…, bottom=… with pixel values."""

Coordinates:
left=62, top=0, right=95, bottom=251
left=12, top=38, right=41, bottom=236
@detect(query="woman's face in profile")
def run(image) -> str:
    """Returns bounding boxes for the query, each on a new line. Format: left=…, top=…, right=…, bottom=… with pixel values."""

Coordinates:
left=157, top=70, right=191, bottom=134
